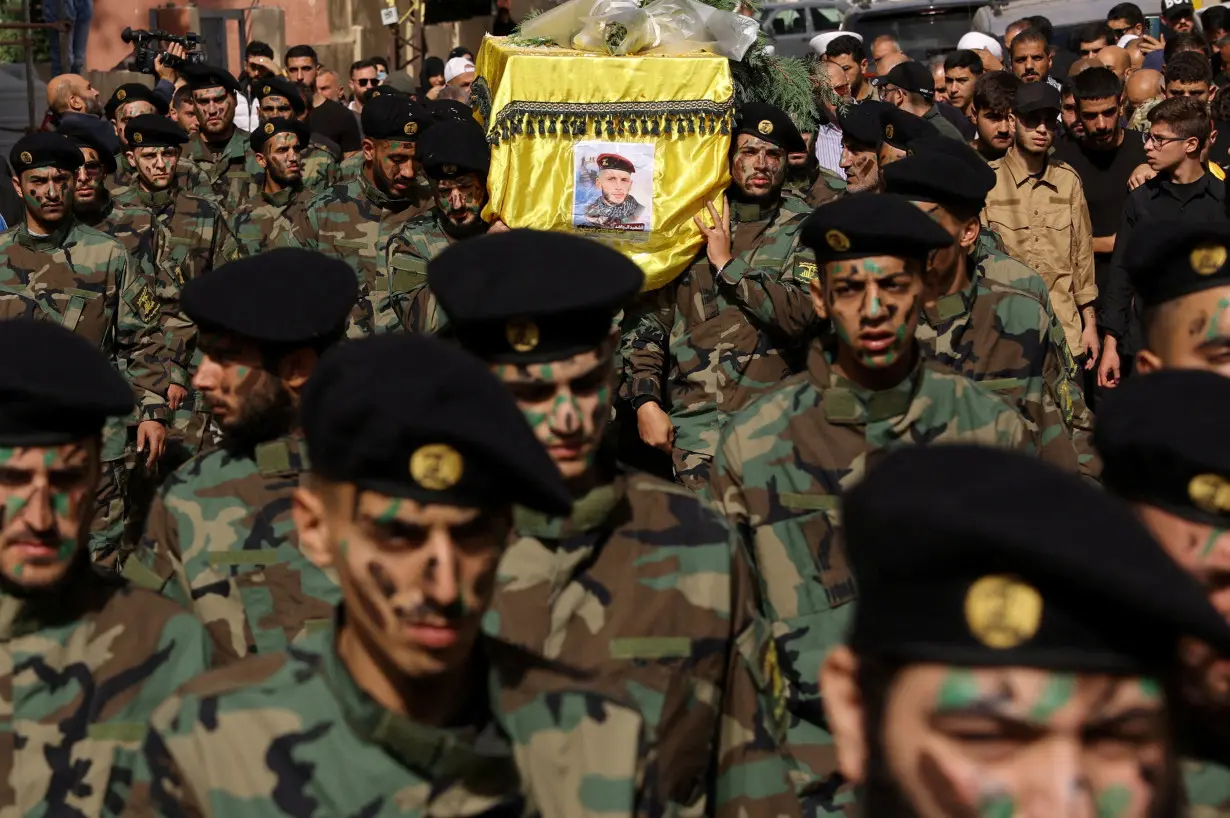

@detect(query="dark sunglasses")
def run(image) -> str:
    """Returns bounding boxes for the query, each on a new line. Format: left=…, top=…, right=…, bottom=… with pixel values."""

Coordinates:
left=355, top=78, right=380, bottom=87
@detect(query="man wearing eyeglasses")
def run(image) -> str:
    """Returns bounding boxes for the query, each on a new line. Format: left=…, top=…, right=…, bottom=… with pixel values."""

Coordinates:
left=1099, top=96, right=1228, bottom=390
left=348, top=59, right=381, bottom=119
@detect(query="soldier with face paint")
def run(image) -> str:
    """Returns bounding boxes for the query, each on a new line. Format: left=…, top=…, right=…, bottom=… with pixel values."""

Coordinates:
left=239, top=77, right=340, bottom=203
left=388, top=116, right=492, bottom=334
left=430, top=229, right=801, bottom=818
left=0, top=320, right=210, bottom=814
left=127, top=332, right=571, bottom=817
left=298, top=94, right=433, bottom=336
left=225, top=119, right=313, bottom=259
left=884, top=148, right=1100, bottom=479
left=103, top=82, right=201, bottom=195
left=1095, top=370, right=1230, bottom=813
left=179, top=65, right=250, bottom=204
left=625, top=102, right=821, bottom=492
left=706, top=192, right=1035, bottom=814
left=822, top=444, right=1230, bottom=818
left=125, top=250, right=356, bottom=666
left=0, top=133, right=170, bottom=565
left=112, top=115, right=236, bottom=473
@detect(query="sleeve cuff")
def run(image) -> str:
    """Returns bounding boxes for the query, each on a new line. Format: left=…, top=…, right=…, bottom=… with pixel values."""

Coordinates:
left=717, top=257, right=750, bottom=286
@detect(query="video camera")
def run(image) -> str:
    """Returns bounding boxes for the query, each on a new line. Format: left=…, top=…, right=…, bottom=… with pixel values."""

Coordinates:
left=121, top=27, right=208, bottom=75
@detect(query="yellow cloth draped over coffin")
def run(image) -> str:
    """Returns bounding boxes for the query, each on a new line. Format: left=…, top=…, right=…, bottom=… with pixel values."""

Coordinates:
left=474, top=36, right=733, bottom=291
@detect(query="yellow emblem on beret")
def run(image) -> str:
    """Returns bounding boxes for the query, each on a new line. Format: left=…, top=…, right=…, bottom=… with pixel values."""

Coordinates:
left=825, top=229, right=851, bottom=252
left=965, top=574, right=1043, bottom=649
left=885, top=123, right=895, bottom=140
left=263, top=85, right=271, bottom=96
left=18, top=151, right=31, bottom=165
left=506, top=319, right=540, bottom=353
left=133, top=133, right=143, bottom=145
left=1190, top=243, right=1228, bottom=276
left=116, top=89, right=127, bottom=102
left=404, top=121, right=418, bottom=137
left=264, top=122, right=275, bottom=135
left=410, top=444, right=464, bottom=491
left=757, top=119, right=774, bottom=135
left=442, top=163, right=458, bottom=175
left=1189, top=473, right=1230, bottom=514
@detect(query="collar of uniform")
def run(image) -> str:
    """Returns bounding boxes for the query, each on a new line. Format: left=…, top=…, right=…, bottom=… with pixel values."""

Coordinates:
left=75, top=194, right=114, bottom=229
left=514, top=472, right=626, bottom=539
left=319, top=614, right=518, bottom=779
left=1158, top=171, right=1212, bottom=201
left=253, top=433, right=309, bottom=477
left=807, top=342, right=923, bottom=424
left=191, top=127, right=246, bottom=164
left=922, top=277, right=975, bottom=326
left=1002, top=147, right=1056, bottom=190
left=261, top=186, right=299, bottom=208
left=16, top=218, right=75, bottom=251
left=134, top=185, right=175, bottom=210
left=730, top=197, right=778, bottom=224
left=359, top=172, right=414, bottom=213
left=0, top=550, right=101, bottom=640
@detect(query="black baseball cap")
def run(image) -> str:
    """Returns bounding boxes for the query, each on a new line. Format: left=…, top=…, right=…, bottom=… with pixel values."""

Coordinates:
left=872, top=61, right=935, bottom=97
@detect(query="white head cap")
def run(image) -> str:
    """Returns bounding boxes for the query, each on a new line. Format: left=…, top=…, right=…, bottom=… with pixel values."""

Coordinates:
left=1118, top=33, right=1141, bottom=47
left=810, top=30, right=863, bottom=58
left=957, top=31, right=1004, bottom=60
left=444, top=57, right=476, bottom=83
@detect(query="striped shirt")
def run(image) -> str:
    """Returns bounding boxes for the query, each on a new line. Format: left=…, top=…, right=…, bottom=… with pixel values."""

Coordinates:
left=814, top=123, right=846, bottom=180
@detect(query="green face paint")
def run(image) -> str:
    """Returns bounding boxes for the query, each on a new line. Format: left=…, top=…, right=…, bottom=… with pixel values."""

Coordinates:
left=868, top=295, right=882, bottom=316
left=978, top=793, right=1014, bottom=818
left=1207, top=298, right=1230, bottom=343
left=1096, top=784, right=1132, bottom=818
left=42, top=450, right=57, bottom=467
left=1138, top=677, right=1162, bottom=701
left=235, top=365, right=251, bottom=380
left=1201, top=528, right=1225, bottom=559
left=374, top=499, right=401, bottom=525
left=1029, top=673, right=1076, bottom=722
left=4, top=495, right=26, bottom=520
left=936, top=669, right=982, bottom=711
left=0, top=447, right=17, bottom=465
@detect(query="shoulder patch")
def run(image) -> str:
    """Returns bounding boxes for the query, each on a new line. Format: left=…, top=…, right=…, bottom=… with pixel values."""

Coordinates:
left=133, top=284, right=158, bottom=323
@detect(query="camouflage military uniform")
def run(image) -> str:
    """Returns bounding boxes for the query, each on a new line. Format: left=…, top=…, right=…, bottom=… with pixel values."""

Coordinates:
left=338, top=149, right=363, bottom=181
left=228, top=143, right=342, bottom=209
left=487, top=461, right=800, bottom=817
left=1186, top=759, right=1230, bottom=816
left=916, top=245, right=1102, bottom=478
left=125, top=435, right=338, bottom=665
left=1, top=560, right=211, bottom=814
left=386, top=211, right=457, bottom=333
left=299, top=174, right=431, bottom=335
left=225, top=186, right=311, bottom=259
left=802, top=167, right=845, bottom=207
left=624, top=196, right=820, bottom=490
left=107, top=152, right=205, bottom=196
left=0, top=220, right=169, bottom=563
left=182, top=129, right=251, bottom=206
left=705, top=344, right=1032, bottom=813
left=125, top=623, right=531, bottom=817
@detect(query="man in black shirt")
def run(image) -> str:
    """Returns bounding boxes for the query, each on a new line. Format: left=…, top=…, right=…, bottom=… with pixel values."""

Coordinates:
left=1099, top=96, right=1228, bottom=388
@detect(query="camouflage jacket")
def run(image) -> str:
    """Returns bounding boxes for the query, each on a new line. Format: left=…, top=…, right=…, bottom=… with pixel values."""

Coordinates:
left=338, top=149, right=363, bottom=181
left=624, top=195, right=820, bottom=467
left=386, top=210, right=460, bottom=333
left=107, top=152, right=205, bottom=197
left=182, top=128, right=251, bottom=206
left=487, top=463, right=799, bottom=818
left=124, top=623, right=532, bottom=818
left=126, top=435, right=338, bottom=665
left=916, top=253, right=1102, bottom=479
left=0, top=560, right=211, bottom=815
left=1186, top=759, right=1230, bottom=817
left=231, top=140, right=341, bottom=204
left=0, top=220, right=168, bottom=426
left=299, top=174, right=431, bottom=335
left=225, top=185, right=312, bottom=260
left=705, top=344, right=1032, bottom=813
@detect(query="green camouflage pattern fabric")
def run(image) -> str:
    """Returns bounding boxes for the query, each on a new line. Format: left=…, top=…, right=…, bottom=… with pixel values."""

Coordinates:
left=486, top=464, right=800, bottom=818
left=338, top=149, right=363, bottom=181
left=107, top=152, right=207, bottom=197
left=230, top=141, right=341, bottom=204
left=182, top=129, right=252, bottom=207
left=297, top=175, right=431, bottom=336
left=224, top=186, right=311, bottom=259
left=0, top=560, right=211, bottom=815
left=623, top=196, right=820, bottom=490
left=386, top=211, right=457, bottom=333
left=915, top=250, right=1102, bottom=478
left=1185, top=759, right=1230, bottom=816
left=704, top=345, right=1033, bottom=813
left=122, top=623, right=532, bottom=818
left=125, top=436, right=338, bottom=665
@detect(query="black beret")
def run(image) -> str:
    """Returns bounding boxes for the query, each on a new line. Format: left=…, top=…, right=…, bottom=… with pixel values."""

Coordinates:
left=1096, top=369, right=1230, bottom=526
left=872, top=61, right=935, bottom=96
left=880, top=106, right=939, bottom=151
left=182, top=249, right=357, bottom=346
left=58, top=121, right=118, bottom=174
left=427, top=98, right=474, bottom=123
left=124, top=114, right=189, bottom=149
left=1015, top=81, right=1062, bottom=113
left=734, top=101, right=807, bottom=154
left=362, top=94, right=432, bottom=141
left=845, top=445, right=1230, bottom=672
left=837, top=100, right=889, bottom=148
left=301, top=334, right=571, bottom=515
left=883, top=151, right=996, bottom=212
left=429, top=230, right=644, bottom=363
left=10, top=133, right=83, bottom=175
left=419, top=118, right=490, bottom=179
left=105, top=82, right=167, bottom=120
left=250, top=117, right=311, bottom=154
left=364, top=85, right=407, bottom=104
left=0, top=320, right=132, bottom=445
left=1126, top=219, right=1230, bottom=308
left=801, top=192, right=953, bottom=263
left=180, top=64, right=242, bottom=95
left=251, top=76, right=306, bottom=114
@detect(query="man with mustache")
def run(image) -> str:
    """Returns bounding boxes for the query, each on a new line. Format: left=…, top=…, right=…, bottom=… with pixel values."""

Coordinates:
left=1010, top=26, right=1060, bottom=89
left=104, top=83, right=195, bottom=193
left=625, top=103, right=821, bottom=491
left=387, top=117, right=493, bottom=334
left=0, top=133, right=168, bottom=566
left=240, top=76, right=341, bottom=203
left=112, top=116, right=236, bottom=478
left=972, top=71, right=1021, bottom=161
left=179, top=65, right=251, bottom=204
left=126, top=333, right=573, bottom=815
left=226, top=119, right=313, bottom=258
left=125, top=251, right=357, bottom=666
left=0, top=320, right=210, bottom=815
